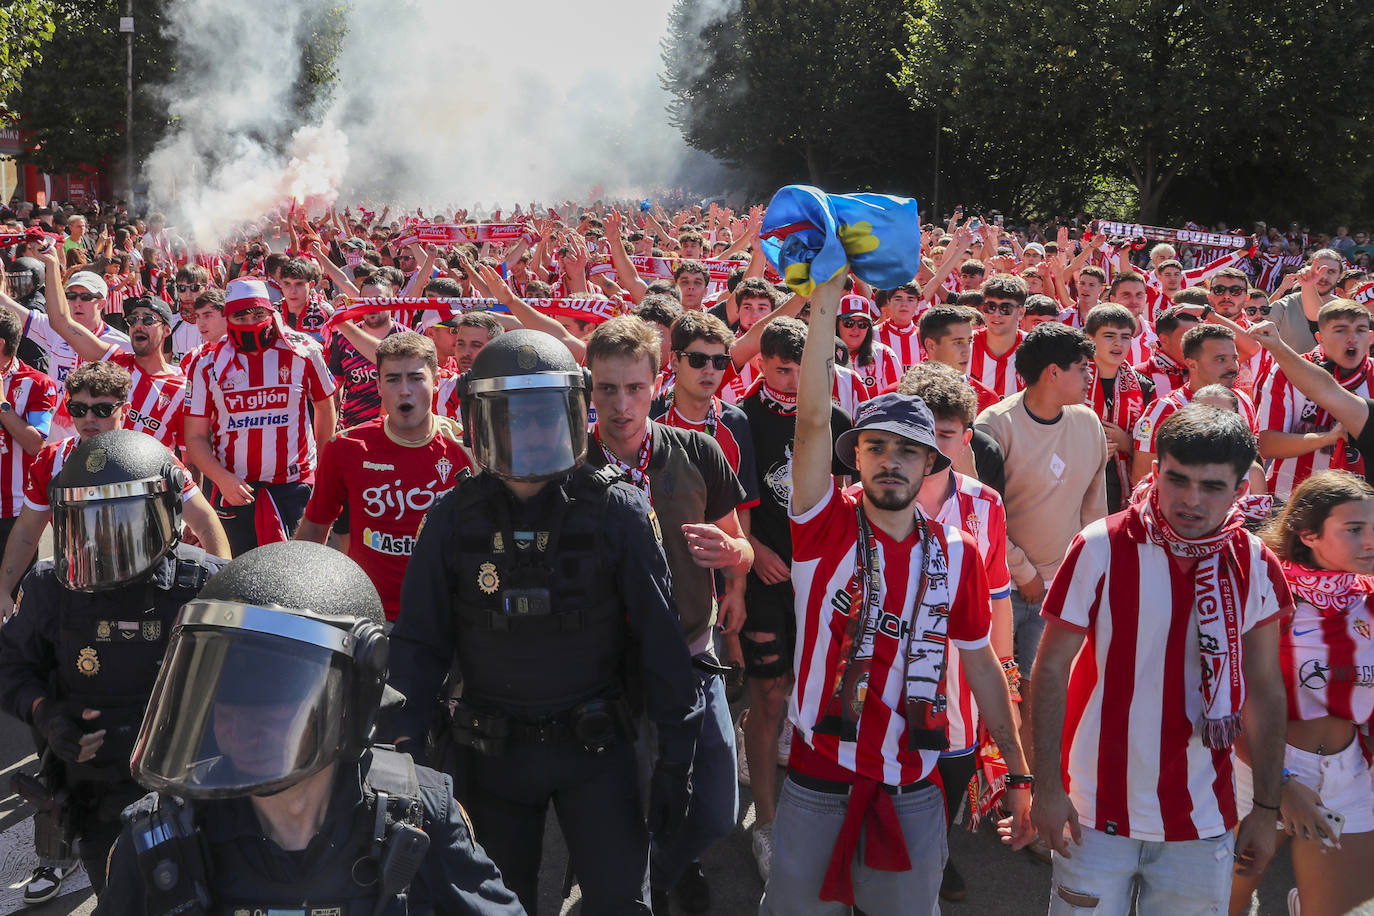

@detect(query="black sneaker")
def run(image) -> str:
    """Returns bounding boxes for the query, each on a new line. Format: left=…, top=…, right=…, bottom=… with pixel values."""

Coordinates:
left=673, top=861, right=711, bottom=913
left=939, top=858, right=967, bottom=901
left=23, top=865, right=71, bottom=906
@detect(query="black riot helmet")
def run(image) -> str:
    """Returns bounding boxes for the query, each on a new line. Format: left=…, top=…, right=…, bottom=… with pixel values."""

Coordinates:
left=5, top=256, right=44, bottom=303
left=51, top=430, right=184, bottom=592
left=131, top=542, right=394, bottom=800
left=458, top=328, right=589, bottom=481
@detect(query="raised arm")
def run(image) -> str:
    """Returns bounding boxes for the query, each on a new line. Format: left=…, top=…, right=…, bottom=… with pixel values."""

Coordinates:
left=791, top=272, right=847, bottom=516
left=474, top=262, right=586, bottom=362
left=1249, top=320, right=1372, bottom=437
left=730, top=291, right=808, bottom=370
left=38, top=249, right=109, bottom=363
left=603, top=210, right=648, bottom=303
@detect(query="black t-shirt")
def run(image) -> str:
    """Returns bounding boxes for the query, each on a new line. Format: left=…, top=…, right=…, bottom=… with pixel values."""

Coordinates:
left=1349, top=399, right=1374, bottom=489
left=970, top=428, right=1006, bottom=496
left=706, top=301, right=741, bottom=334
left=740, top=392, right=851, bottom=561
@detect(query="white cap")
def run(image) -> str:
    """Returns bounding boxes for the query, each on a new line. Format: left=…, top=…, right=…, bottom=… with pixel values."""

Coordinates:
left=65, top=271, right=109, bottom=298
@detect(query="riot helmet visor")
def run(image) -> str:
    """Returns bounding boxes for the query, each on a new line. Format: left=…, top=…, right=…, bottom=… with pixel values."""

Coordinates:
left=469, top=374, right=587, bottom=481
left=131, top=602, right=350, bottom=799
left=52, top=478, right=179, bottom=592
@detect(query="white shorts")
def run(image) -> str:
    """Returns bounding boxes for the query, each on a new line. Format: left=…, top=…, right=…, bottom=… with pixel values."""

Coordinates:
left=1234, top=738, right=1374, bottom=834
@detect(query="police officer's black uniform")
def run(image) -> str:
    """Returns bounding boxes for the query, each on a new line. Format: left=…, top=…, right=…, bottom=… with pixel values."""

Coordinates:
left=0, top=430, right=225, bottom=890
left=95, top=541, right=525, bottom=916
left=386, top=330, right=703, bottom=915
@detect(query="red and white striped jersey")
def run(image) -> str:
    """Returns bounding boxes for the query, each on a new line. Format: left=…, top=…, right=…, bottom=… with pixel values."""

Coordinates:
left=0, top=364, right=58, bottom=517
left=102, top=349, right=187, bottom=450
left=1042, top=511, right=1290, bottom=841
left=168, top=318, right=203, bottom=366
left=1125, top=326, right=1157, bottom=367
left=103, top=277, right=145, bottom=317
left=22, top=311, right=130, bottom=385
left=1057, top=305, right=1089, bottom=329
left=719, top=358, right=760, bottom=406
left=969, top=329, right=1024, bottom=399
left=934, top=473, right=1011, bottom=752
left=1278, top=571, right=1374, bottom=725
left=831, top=365, right=868, bottom=417
left=1133, top=385, right=1257, bottom=455
left=186, top=337, right=336, bottom=485
left=1134, top=352, right=1187, bottom=399
left=24, top=436, right=199, bottom=512
left=849, top=343, right=903, bottom=401
left=875, top=320, right=923, bottom=369
left=788, top=482, right=991, bottom=786
left=1257, top=360, right=1374, bottom=500
left=434, top=369, right=461, bottom=421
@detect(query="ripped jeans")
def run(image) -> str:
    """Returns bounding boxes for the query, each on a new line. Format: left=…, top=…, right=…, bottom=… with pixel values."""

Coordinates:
left=1049, top=828, right=1235, bottom=915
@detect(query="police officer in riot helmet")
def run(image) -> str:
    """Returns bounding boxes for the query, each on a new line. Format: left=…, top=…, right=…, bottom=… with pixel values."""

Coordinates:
left=96, top=541, right=523, bottom=915
left=386, top=329, right=704, bottom=913
left=4, top=255, right=52, bottom=372
left=0, top=429, right=226, bottom=892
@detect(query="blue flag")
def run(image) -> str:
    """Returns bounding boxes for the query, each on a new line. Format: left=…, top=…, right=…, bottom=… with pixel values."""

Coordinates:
left=759, top=185, right=922, bottom=296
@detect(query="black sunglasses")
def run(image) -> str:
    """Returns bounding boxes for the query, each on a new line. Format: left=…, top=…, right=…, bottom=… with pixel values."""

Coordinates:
left=981, top=299, right=1020, bottom=316
left=127, top=313, right=164, bottom=327
left=67, top=400, right=121, bottom=418
left=838, top=316, right=872, bottom=329
left=1244, top=304, right=1272, bottom=317
left=67, top=292, right=102, bottom=302
left=676, top=350, right=731, bottom=370
left=177, top=283, right=206, bottom=292
left=1211, top=284, right=1246, bottom=296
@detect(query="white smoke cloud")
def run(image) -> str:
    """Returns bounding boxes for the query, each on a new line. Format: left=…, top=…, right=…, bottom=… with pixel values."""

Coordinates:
left=144, top=0, right=734, bottom=244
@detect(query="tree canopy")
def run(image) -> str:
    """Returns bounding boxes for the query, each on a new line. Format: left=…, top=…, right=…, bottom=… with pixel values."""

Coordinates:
left=662, top=0, right=1374, bottom=224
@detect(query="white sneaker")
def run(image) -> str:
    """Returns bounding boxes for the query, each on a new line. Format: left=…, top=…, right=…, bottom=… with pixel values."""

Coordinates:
left=776, top=718, right=793, bottom=762
left=752, top=821, right=774, bottom=884
left=1287, top=887, right=1301, bottom=916
left=735, top=709, right=751, bottom=787
left=23, top=865, right=71, bottom=906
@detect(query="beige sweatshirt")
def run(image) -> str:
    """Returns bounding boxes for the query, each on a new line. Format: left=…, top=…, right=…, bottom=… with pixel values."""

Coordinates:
left=975, top=391, right=1109, bottom=590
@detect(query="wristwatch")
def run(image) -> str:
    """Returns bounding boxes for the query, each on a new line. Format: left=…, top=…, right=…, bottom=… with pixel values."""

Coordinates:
left=1006, top=773, right=1035, bottom=790
left=0, top=402, right=13, bottom=414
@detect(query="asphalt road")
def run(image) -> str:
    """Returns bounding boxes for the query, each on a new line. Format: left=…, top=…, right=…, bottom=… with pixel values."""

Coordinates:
left=0, top=526, right=1306, bottom=914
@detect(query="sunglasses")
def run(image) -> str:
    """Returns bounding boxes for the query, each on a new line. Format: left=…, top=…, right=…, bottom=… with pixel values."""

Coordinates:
left=677, top=350, right=732, bottom=370
left=981, top=299, right=1020, bottom=316
left=67, top=292, right=102, bottom=302
left=177, top=283, right=206, bottom=292
left=1210, top=284, right=1246, bottom=296
left=838, top=316, right=872, bottom=330
left=67, top=400, right=121, bottom=418
left=127, top=313, right=164, bottom=327
left=1244, top=304, right=1272, bottom=317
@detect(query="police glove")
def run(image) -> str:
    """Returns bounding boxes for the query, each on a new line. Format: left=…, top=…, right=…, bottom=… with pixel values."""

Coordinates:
left=32, top=699, right=88, bottom=763
left=647, top=760, right=692, bottom=838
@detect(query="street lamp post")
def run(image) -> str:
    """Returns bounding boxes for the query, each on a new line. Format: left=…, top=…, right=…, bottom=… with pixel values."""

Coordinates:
left=120, top=3, right=134, bottom=205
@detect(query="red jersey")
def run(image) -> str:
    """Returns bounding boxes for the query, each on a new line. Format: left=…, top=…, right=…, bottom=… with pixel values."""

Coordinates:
left=186, top=335, right=336, bottom=485
left=24, top=436, right=198, bottom=512
left=1134, top=352, right=1187, bottom=399
left=303, top=417, right=471, bottom=619
left=789, top=481, right=990, bottom=786
left=969, top=329, right=1024, bottom=400
left=1042, top=511, right=1290, bottom=841
left=102, top=348, right=187, bottom=449
left=0, top=363, right=58, bottom=517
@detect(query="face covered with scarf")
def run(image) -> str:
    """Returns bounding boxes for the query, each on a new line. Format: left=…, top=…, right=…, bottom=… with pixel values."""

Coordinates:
left=222, top=277, right=283, bottom=354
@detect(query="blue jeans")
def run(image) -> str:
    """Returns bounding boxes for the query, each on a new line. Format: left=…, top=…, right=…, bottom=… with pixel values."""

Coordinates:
left=760, top=774, right=945, bottom=915
left=1049, top=828, right=1235, bottom=915
left=653, top=671, right=739, bottom=887
left=1010, top=587, right=1046, bottom=680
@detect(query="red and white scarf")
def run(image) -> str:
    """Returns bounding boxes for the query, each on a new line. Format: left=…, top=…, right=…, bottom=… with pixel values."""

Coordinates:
left=1301, top=346, right=1371, bottom=477
left=1280, top=562, right=1374, bottom=613
left=1137, top=486, right=1248, bottom=749
left=1086, top=361, right=1145, bottom=485
left=595, top=424, right=653, bottom=501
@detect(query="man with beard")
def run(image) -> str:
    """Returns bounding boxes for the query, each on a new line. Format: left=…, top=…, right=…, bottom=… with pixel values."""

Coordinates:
left=1269, top=248, right=1345, bottom=354
left=761, top=272, right=1031, bottom=914
left=1132, top=325, right=1258, bottom=484
left=43, top=271, right=187, bottom=451
left=327, top=278, right=405, bottom=430
left=1203, top=267, right=1263, bottom=393
left=1258, top=299, right=1374, bottom=501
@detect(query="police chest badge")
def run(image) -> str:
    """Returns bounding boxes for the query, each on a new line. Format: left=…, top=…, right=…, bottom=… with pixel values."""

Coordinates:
left=77, top=646, right=100, bottom=677
left=477, top=562, right=500, bottom=595
left=96, top=620, right=112, bottom=640
left=142, top=620, right=161, bottom=641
